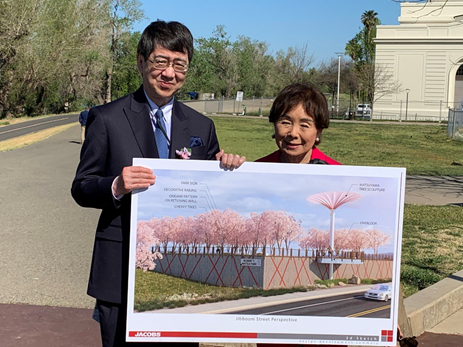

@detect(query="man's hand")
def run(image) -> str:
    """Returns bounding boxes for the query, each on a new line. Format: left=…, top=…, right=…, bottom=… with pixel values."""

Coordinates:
left=115, top=166, right=156, bottom=196
left=216, top=149, right=246, bottom=170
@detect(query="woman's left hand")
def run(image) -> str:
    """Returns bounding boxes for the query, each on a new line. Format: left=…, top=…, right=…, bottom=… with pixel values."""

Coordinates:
left=216, top=150, right=246, bottom=170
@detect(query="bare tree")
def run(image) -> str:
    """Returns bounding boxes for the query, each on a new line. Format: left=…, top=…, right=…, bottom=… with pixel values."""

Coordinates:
left=343, top=60, right=360, bottom=118
left=391, top=0, right=449, bottom=19
left=357, top=62, right=401, bottom=117
left=288, top=42, right=315, bottom=83
left=318, top=58, right=339, bottom=108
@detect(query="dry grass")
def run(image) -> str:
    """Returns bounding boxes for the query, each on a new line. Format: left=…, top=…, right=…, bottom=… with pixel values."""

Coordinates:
left=0, top=123, right=77, bottom=152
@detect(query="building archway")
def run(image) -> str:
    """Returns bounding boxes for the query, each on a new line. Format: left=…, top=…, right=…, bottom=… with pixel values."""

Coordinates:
left=454, top=64, right=463, bottom=109
left=447, top=58, right=463, bottom=109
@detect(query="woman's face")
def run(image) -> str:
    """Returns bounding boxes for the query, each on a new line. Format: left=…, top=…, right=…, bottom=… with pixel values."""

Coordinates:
left=274, top=103, right=321, bottom=163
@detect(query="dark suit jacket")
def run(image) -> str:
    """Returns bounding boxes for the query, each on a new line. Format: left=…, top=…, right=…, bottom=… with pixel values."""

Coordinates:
left=71, top=86, right=220, bottom=303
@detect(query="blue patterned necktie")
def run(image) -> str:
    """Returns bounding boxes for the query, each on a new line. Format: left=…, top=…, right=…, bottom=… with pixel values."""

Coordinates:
left=154, top=108, right=169, bottom=158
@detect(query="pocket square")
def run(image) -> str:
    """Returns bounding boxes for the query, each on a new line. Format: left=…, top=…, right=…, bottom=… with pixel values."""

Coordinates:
left=189, top=136, right=204, bottom=148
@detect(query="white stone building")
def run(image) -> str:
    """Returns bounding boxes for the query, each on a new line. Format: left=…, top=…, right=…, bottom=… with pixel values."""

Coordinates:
left=374, top=0, right=463, bottom=121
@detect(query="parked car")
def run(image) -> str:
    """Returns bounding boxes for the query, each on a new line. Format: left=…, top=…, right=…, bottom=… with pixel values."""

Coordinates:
left=364, top=284, right=393, bottom=301
left=356, top=103, right=371, bottom=115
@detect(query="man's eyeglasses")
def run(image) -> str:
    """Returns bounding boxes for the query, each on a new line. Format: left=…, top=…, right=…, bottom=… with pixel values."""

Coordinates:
left=146, top=57, right=189, bottom=73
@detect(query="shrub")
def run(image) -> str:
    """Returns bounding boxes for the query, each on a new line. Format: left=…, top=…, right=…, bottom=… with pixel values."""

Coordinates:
left=400, top=265, right=442, bottom=290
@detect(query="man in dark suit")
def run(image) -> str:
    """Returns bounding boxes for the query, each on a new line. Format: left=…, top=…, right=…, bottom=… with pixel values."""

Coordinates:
left=71, top=20, right=244, bottom=346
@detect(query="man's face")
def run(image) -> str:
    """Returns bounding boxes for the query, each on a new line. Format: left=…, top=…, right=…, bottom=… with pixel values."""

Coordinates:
left=137, top=46, right=189, bottom=107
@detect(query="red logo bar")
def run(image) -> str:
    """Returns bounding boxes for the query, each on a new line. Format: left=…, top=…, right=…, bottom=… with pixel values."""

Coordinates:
left=129, top=331, right=257, bottom=339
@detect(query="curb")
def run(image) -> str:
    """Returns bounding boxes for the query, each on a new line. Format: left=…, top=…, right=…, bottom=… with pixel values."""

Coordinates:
left=404, top=269, right=463, bottom=336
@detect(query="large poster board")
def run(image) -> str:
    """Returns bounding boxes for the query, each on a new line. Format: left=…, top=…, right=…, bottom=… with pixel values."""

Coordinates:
left=127, top=159, right=406, bottom=345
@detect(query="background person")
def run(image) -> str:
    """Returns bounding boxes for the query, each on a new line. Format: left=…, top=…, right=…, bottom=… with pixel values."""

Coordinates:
left=78, top=106, right=89, bottom=144
left=71, top=20, right=244, bottom=347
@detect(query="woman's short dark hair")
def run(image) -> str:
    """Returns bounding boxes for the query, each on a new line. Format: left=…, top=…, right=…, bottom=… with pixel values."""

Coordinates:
left=137, top=20, right=194, bottom=63
left=269, top=83, right=330, bottom=131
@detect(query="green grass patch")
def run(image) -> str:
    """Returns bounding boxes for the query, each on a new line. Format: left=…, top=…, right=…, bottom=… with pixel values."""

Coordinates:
left=315, top=278, right=348, bottom=286
left=134, top=269, right=311, bottom=312
left=401, top=204, right=463, bottom=296
left=212, top=117, right=463, bottom=176
left=360, top=278, right=392, bottom=285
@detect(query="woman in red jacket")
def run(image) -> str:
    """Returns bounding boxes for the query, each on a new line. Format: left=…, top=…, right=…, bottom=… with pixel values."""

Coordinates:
left=256, top=84, right=404, bottom=346
left=256, top=83, right=343, bottom=347
left=256, top=83, right=339, bottom=166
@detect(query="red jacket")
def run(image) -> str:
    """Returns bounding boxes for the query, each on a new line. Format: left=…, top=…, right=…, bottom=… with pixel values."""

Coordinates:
left=256, top=147, right=341, bottom=165
left=256, top=147, right=343, bottom=347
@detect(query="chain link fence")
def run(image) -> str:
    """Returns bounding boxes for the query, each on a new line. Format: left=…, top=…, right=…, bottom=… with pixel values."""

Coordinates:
left=372, top=100, right=450, bottom=122
left=182, top=95, right=463, bottom=129
left=183, top=97, right=274, bottom=116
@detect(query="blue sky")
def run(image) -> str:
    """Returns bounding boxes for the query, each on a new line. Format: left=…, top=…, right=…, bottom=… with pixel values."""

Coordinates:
left=134, top=0, right=401, bottom=65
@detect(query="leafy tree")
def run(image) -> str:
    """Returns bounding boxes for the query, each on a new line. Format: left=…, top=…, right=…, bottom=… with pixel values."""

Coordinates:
left=190, top=25, right=237, bottom=98
left=361, top=10, right=380, bottom=64
left=101, top=0, right=146, bottom=103
left=184, top=25, right=317, bottom=100
left=0, top=0, right=120, bottom=117
left=233, top=35, right=271, bottom=97
left=111, top=31, right=142, bottom=100
left=0, top=0, right=42, bottom=117
left=345, top=10, right=381, bottom=107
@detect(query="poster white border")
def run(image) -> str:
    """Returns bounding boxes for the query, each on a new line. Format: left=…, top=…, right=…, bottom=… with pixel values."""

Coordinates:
left=126, top=159, right=406, bottom=345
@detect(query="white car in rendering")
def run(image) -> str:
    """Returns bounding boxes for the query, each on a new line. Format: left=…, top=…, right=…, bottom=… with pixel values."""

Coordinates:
left=364, top=284, right=393, bottom=301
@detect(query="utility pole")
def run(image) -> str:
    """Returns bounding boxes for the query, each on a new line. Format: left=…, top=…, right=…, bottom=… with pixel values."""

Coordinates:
left=405, top=89, right=410, bottom=121
left=335, top=52, right=343, bottom=114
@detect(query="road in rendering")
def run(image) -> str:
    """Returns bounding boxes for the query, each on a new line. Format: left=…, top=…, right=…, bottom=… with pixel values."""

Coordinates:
left=229, top=293, right=391, bottom=319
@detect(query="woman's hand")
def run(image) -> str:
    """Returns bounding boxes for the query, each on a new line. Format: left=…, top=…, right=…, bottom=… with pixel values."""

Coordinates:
left=216, top=150, right=246, bottom=170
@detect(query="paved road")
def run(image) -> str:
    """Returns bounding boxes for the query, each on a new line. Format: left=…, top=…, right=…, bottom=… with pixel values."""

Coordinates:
left=159, top=290, right=391, bottom=319
left=0, top=114, right=78, bottom=141
left=0, top=125, right=98, bottom=309
left=404, top=175, right=463, bottom=206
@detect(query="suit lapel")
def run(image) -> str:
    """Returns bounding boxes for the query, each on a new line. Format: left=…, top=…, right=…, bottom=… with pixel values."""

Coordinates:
left=124, top=86, right=158, bottom=158
left=170, top=99, right=190, bottom=159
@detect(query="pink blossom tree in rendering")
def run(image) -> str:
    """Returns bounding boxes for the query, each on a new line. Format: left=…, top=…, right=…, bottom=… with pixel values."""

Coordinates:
left=365, top=228, right=392, bottom=255
left=299, top=228, right=329, bottom=253
left=259, top=210, right=304, bottom=252
left=136, top=220, right=163, bottom=271
left=247, top=212, right=271, bottom=255
left=347, top=228, right=369, bottom=253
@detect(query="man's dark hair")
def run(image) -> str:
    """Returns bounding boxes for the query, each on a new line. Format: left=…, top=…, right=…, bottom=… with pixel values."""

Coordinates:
left=269, top=83, right=330, bottom=131
left=137, top=20, right=194, bottom=63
